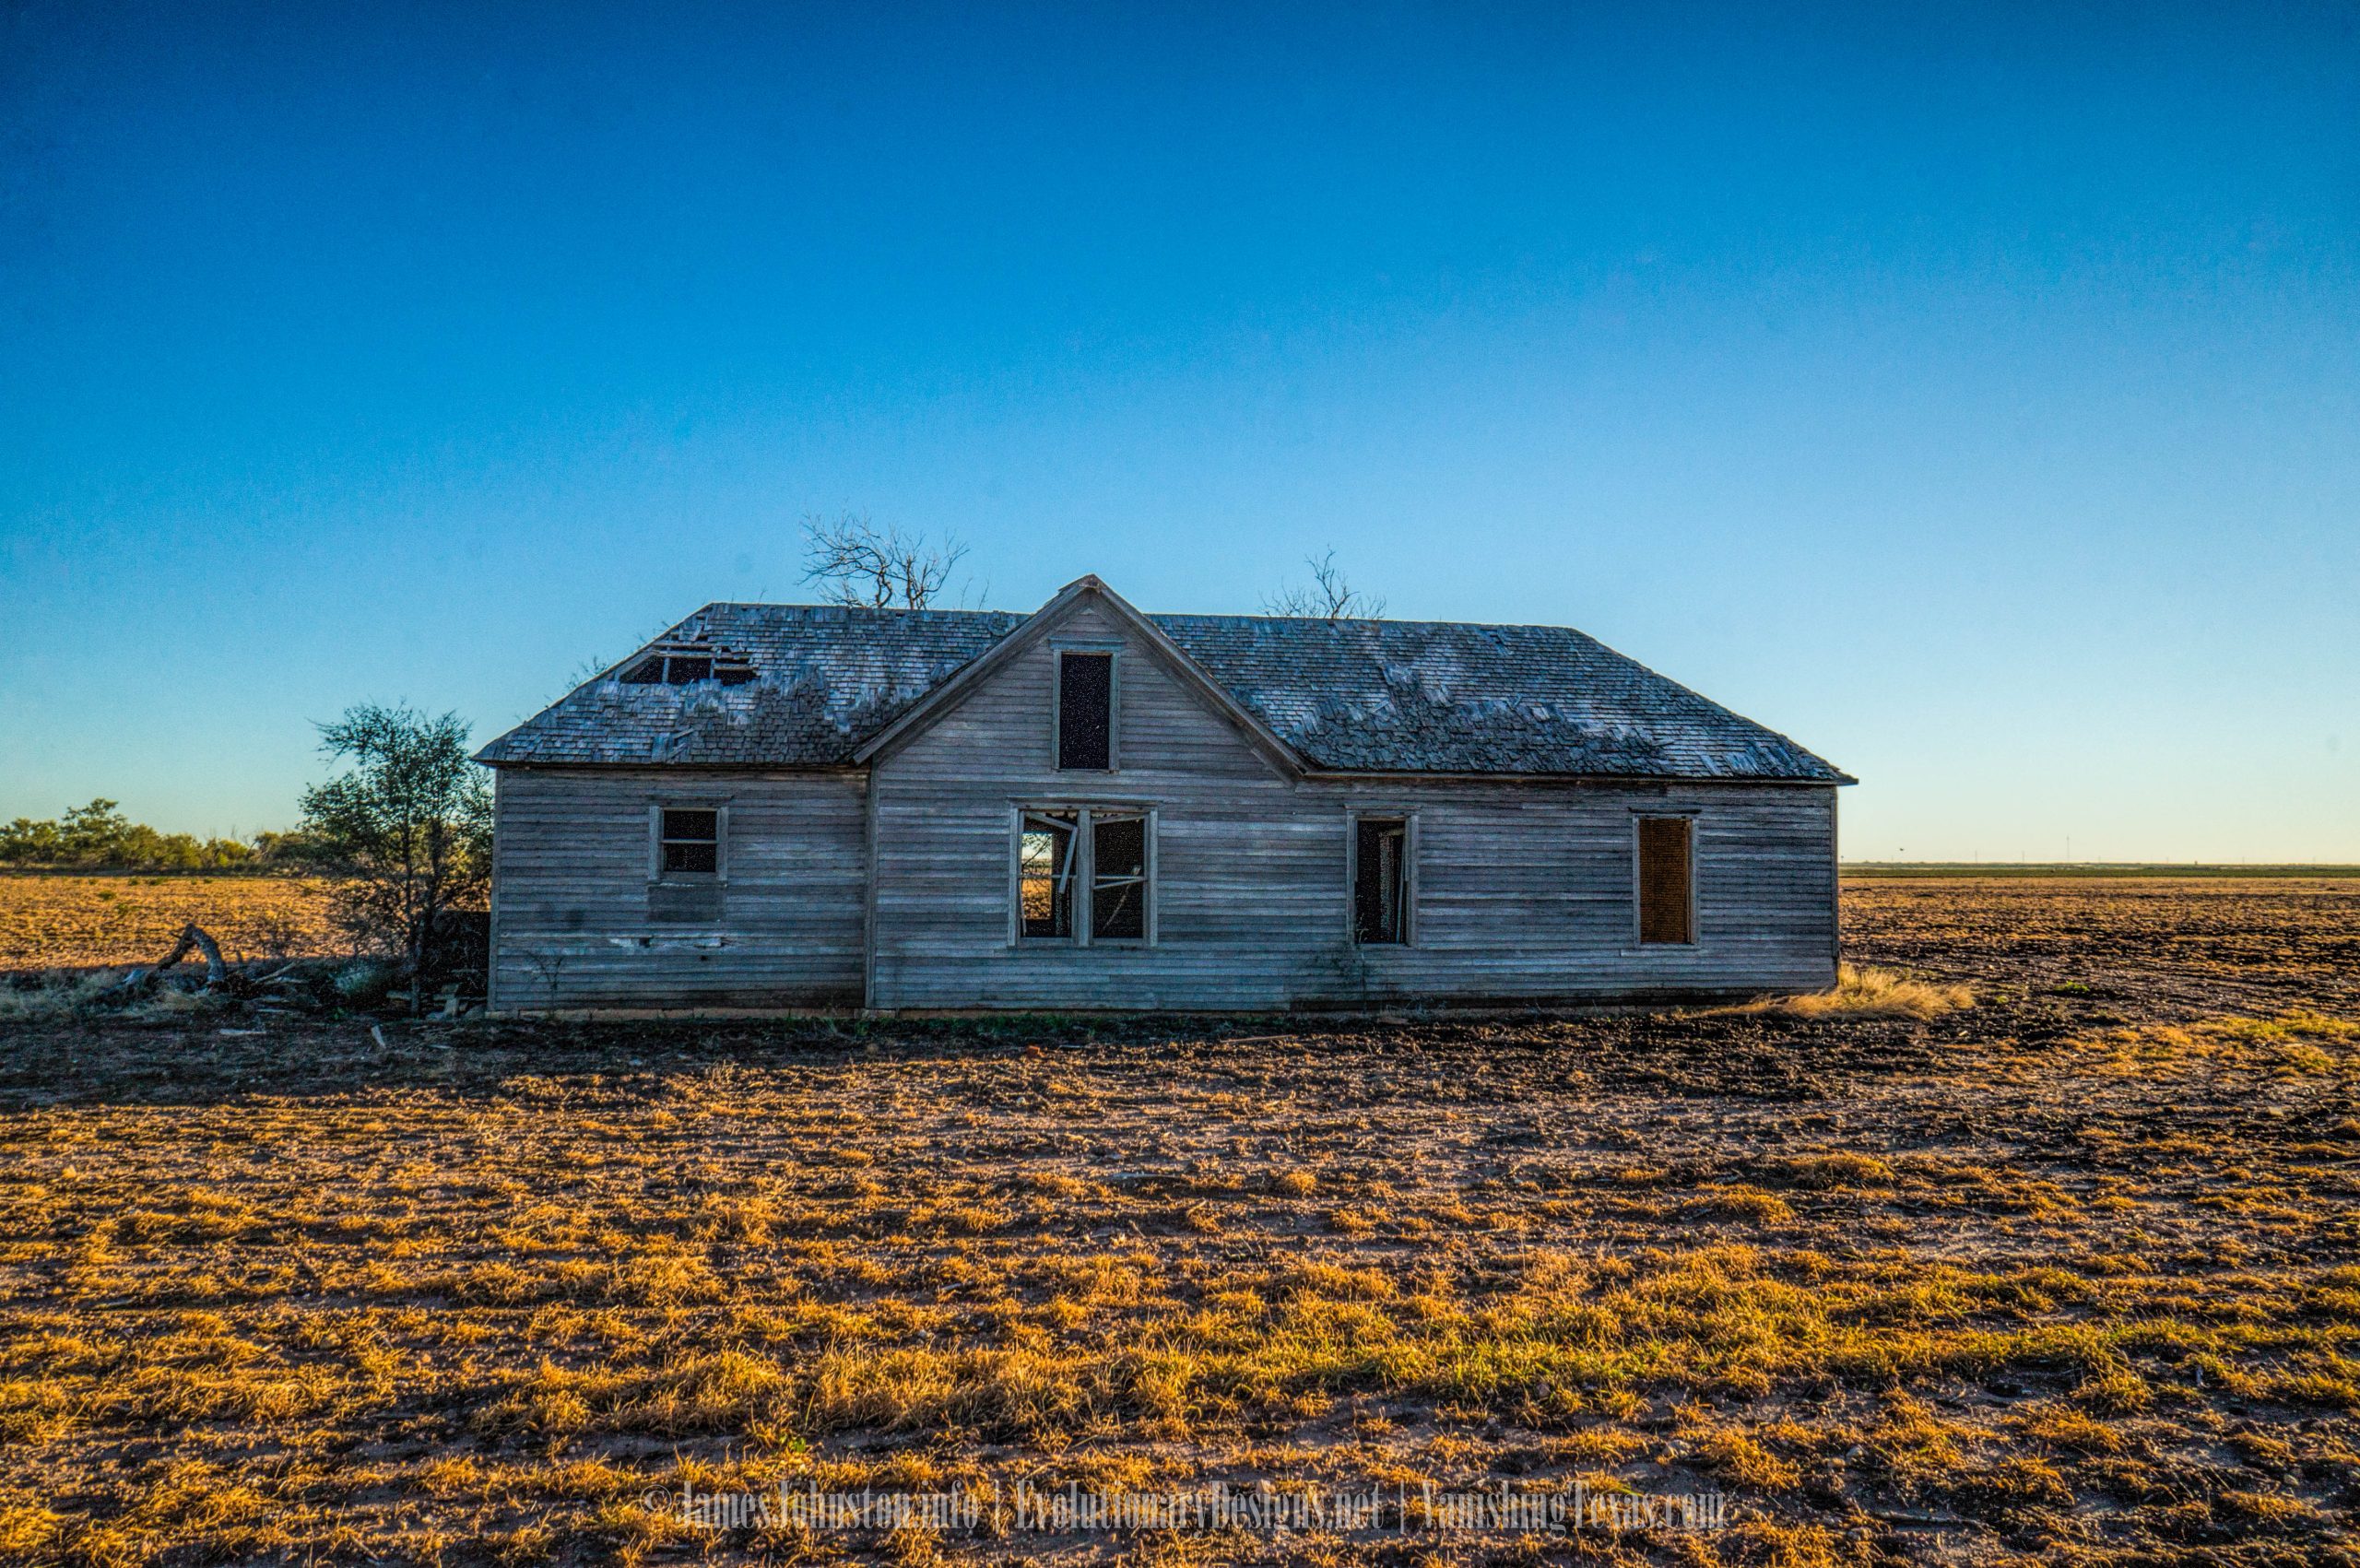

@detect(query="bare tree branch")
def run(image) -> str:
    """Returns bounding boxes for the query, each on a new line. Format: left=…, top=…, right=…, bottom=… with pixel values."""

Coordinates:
left=800, top=513, right=969, bottom=610
left=1262, top=548, right=1386, bottom=620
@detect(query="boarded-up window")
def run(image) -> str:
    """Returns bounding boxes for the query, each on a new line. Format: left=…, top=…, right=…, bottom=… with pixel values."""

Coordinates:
left=1057, top=653, right=1113, bottom=770
left=1353, top=818, right=1408, bottom=944
left=648, top=880, right=723, bottom=923
left=1092, top=814, right=1148, bottom=939
left=1637, top=817, right=1693, bottom=945
left=660, top=808, right=719, bottom=876
left=1020, top=811, right=1079, bottom=938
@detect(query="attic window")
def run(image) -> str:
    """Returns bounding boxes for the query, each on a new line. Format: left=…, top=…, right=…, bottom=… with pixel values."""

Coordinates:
left=1056, top=652, right=1114, bottom=770
left=620, top=646, right=756, bottom=685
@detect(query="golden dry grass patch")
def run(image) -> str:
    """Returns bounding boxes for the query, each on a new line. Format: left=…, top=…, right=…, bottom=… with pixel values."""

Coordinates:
left=0, top=873, right=340, bottom=967
left=1742, top=963, right=1973, bottom=1020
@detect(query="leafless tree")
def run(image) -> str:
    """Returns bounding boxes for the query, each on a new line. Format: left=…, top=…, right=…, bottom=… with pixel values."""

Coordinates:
left=1262, top=548, right=1386, bottom=619
left=801, top=513, right=969, bottom=610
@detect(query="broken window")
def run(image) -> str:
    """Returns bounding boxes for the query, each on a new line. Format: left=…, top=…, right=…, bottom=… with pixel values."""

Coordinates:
left=1352, top=817, right=1409, bottom=945
left=1637, top=817, right=1693, bottom=945
left=619, top=644, right=756, bottom=685
left=1056, top=652, right=1113, bottom=770
left=1020, top=811, right=1079, bottom=938
left=1091, top=813, right=1148, bottom=940
left=1018, top=806, right=1152, bottom=944
left=660, top=808, right=719, bottom=876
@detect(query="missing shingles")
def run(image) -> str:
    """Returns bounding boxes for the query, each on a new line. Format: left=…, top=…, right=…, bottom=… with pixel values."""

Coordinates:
left=619, top=632, right=758, bottom=686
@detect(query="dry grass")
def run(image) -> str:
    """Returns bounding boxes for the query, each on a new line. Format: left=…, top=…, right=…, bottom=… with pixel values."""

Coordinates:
left=1742, top=963, right=1972, bottom=1020
left=0, top=877, right=2354, bottom=1564
left=0, top=874, right=340, bottom=968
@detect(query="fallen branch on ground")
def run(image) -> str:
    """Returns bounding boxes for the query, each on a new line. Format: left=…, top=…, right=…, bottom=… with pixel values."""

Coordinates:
left=100, top=923, right=229, bottom=1000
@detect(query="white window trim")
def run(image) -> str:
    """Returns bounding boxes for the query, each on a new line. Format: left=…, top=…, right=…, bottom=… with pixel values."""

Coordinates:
left=649, top=800, right=729, bottom=884
left=1344, top=808, right=1417, bottom=948
left=1629, top=809, right=1699, bottom=949
left=1050, top=643, right=1123, bottom=772
left=1009, top=802, right=1156, bottom=947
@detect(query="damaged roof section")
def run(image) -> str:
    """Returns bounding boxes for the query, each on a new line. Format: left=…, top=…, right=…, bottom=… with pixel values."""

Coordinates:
left=477, top=605, right=1022, bottom=767
left=477, top=597, right=1848, bottom=782
left=617, top=630, right=758, bottom=687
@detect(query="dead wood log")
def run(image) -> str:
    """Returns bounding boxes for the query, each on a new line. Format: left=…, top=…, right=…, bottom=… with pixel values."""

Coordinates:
left=105, top=923, right=230, bottom=999
left=155, top=923, right=229, bottom=987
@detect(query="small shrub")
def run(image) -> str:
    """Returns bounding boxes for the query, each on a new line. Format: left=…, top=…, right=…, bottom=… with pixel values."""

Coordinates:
left=333, top=960, right=395, bottom=1006
left=1752, top=965, right=1971, bottom=1021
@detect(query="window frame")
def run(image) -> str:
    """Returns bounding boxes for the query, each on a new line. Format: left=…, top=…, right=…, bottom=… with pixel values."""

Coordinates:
left=1050, top=643, right=1122, bottom=772
left=1343, top=808, right=1417, bottom=948
left=1008, top=802, right=1156, bottom=948
left=619, top=644, right=758, bottom=686
left=1631, top=810, right=1699, bottom=949
left=1014, top=808, right=1082, bottom=943
left=649, top=801, right=728, bottom=883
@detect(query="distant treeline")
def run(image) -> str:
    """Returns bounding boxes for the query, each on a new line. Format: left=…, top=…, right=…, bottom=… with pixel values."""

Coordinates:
left=0, top=799, right=320, bottom=874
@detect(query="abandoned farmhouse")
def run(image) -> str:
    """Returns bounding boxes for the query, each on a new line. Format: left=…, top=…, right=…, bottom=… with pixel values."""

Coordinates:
left=477, top=577, right=1851, bottom=1012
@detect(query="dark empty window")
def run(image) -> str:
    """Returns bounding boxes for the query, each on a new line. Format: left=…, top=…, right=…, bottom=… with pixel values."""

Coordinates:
left=1091, top=814, right=1148, bottom=940
left=661, top=808, right=719, bottom=876
left=1637, top=817, right=1693, bottom=945
left=1057, top=653, right=1113, bottom=770
left=1352, top=818, right=1408, bottom=944
left=620, top=650, right=755, bottom=685
left=1020, top=812, right=1079, bottom=938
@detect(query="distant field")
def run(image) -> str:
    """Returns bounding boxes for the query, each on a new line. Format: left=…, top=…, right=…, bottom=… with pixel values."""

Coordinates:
left=1846, top=862, right=2360, bottom=878
left=0, top=873, right=342, bottom=968
left=0, top=877, right=2353, bottom=1563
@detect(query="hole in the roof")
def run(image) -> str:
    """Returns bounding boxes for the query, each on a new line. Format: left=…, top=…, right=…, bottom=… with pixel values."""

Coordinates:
left=617, top=648, right=758, bottom=686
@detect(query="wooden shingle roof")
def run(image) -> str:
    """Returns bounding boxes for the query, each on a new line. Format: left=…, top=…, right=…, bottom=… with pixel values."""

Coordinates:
left=478, top=587, right=1848, bottom=783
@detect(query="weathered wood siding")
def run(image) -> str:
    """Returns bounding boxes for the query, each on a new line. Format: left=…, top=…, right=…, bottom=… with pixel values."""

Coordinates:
left=490, top=767, right=867, bottom=1010
left=867, top=602, right=1837, bottom=1009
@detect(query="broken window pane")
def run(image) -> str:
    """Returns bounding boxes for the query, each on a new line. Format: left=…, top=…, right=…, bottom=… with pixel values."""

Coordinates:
left=1637, top=817, right=1693, bottom=945
left=1057, top=653, right=1112, bottom=770
left=1352, top=818, right=1407, bottom=944
left=661, top=808, right=719, bottom=875
left=1020, top=812, right=1078, bottom=938
left=1092, top=814, right=1148, bottom=940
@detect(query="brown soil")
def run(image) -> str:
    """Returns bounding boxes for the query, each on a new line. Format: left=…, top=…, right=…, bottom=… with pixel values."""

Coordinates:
left=0, top=878, right=2354, bottom=1566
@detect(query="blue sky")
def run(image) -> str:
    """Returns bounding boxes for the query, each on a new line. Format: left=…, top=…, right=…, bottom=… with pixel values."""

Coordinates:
left=2, top=2, right=2354, bottom=859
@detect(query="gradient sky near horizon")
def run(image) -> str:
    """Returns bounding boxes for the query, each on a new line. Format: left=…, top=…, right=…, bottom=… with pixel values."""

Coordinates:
left=3, top=2, right=2354, bottom=860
